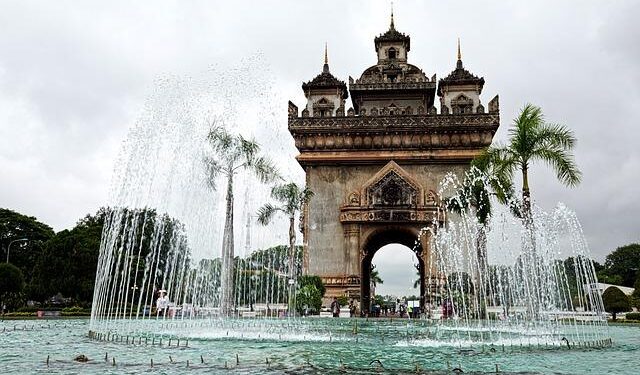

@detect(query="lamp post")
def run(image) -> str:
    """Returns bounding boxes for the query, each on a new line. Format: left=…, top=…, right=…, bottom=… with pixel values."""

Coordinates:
left=6, top=238, right=28, bottom=263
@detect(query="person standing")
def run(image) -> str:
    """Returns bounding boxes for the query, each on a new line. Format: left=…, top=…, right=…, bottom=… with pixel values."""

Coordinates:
left=331, top=297, right=340, bottom=318
left=156, top=291, right=168, bottom=317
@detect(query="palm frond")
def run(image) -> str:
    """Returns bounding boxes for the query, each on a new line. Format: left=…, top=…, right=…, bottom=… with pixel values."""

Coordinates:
left=256, top=203, right=282, bottom=226
left=472, top=147, right=515, bottom=206
left=535, top=148, right=582, bottom=187
left=207, top=125, right=234, bottom=154
left=271, top=182, right=299, bottom=203
left=250, top=156, right=280, bottom=184
left=238, top=135, right=260, bottom=162
left=508, top=197, right=523, bottom=219
left=534, top=122, right=577, bottom=151
left=300, top=188, right=314, bottom=205
left=445, top=193, right=469, bottom=215
left=486, top=147, right=518, bottom=182
left=510, top=104, right=544, bottom=158
left=473, top=183, right=492, bottom=224
left=203, top=156, right=223, bottom=190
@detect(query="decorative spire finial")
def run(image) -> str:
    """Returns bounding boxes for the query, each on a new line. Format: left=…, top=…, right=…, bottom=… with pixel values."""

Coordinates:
left=390, top=2, right=395, bottom=30
left=324, top=42, right=328, bottom=65
left=323, top=43, right=329, bottom=73
left=456, top=38, right=463, bottom=69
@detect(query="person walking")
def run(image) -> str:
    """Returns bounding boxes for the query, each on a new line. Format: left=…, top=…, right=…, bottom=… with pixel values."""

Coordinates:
left=331, top=297, right=340, bottom=318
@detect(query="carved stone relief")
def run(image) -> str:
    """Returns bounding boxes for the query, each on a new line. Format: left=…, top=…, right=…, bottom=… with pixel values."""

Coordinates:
left=367, top=171, right=417, bottom=207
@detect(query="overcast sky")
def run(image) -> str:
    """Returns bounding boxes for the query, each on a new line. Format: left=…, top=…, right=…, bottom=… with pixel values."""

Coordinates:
left=1, top=1, right=639, bottom=297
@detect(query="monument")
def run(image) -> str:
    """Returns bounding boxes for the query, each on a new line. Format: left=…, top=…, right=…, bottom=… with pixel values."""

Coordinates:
left=288, top=13, right=500, bottom=312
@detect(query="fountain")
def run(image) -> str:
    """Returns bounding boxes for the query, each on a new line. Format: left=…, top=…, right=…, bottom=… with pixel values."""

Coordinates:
left=87, top=60, right=610, bottom=362
left=416, top=170, right=610, bottom=348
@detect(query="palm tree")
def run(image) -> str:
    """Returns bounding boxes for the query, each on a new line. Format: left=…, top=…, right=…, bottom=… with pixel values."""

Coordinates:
left=413, top=269, right=421, bottom=289
left=445, top=147, right=514, bottom=319
left=446, top=155, right=514, bottom=276
left=370, top=264, right=383, bottom=298
left=488, top=104, right=581, bottom=223
left=370, top=266, right=383, bottom=288
left=257, top=182, right=313, bottom=313
left=487, top=104, right=581, bottom=318
left=205, top=123, right=279, bottom=316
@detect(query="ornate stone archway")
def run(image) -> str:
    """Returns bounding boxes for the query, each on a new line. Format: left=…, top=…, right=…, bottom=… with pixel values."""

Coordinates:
left=287, top=19, right=500, bottom=309
left=338, top=161, right=442, bottom=312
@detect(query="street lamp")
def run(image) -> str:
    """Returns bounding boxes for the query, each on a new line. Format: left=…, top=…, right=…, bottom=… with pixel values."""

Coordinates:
left=6, top=238, right=28, bottom=263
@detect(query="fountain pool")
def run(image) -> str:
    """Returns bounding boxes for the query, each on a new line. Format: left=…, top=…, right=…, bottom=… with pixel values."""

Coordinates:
left=1, top=318, right=638, bottom=374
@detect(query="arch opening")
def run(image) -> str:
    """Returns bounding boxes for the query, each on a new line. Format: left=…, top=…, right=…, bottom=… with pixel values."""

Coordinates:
left=360, top=227, right=425, bottom=315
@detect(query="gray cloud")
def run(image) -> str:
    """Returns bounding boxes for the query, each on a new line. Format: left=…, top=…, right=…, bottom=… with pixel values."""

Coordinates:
left=1, top=1, right=638, bottom=293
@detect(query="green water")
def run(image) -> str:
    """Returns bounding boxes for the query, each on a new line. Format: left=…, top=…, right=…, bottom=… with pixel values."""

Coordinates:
left=0, top=318, right=637, bottom=374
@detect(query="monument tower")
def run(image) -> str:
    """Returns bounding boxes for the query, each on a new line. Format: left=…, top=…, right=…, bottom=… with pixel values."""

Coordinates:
left=288, top=14, right=500, bottom=311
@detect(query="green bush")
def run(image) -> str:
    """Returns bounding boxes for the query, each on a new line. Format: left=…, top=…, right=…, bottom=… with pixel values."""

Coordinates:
left=4, top=311, right=36, bottom=317
left=17, top=306, right=39, bottom=313
left=337, top=295, right=348, bottom=306
left=61, top=306, right=91, bottom=316
left=297, top=275, right=325, bottom=297
left=625, top=312, right=640, bottom=321
left=295, top=284, right=322, bottom=315
left=603, top=286, right=631, bottom=320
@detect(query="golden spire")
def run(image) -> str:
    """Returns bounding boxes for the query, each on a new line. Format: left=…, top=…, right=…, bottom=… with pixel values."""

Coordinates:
left=390, top=2, right=395, bottom=29
left=457, top=37, right=462, bottom=61
left=324, top=42, right=328, bottom=65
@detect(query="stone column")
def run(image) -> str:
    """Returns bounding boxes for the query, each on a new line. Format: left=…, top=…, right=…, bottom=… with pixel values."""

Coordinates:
left=420, top=229, right=436, bottom=275
left=343, top=224, right=360, bottom=276
left=343, top=224, right=361, bottom=277
left=419, top=228, right=439, bottom=306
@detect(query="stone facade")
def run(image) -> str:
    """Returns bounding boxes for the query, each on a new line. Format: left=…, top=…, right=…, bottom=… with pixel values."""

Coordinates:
left=288, top=16, right=500, bottom=311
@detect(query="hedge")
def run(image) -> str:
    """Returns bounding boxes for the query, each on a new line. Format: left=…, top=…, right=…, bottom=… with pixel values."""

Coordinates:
left=625, top=312, right=640, bottom=320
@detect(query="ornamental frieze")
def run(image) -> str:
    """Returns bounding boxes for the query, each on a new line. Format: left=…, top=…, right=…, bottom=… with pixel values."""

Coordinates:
left=288, top=112, right=499, bottom=130
left=292, top=130, right=495, bottom=151
left=339, top=207, right=443, bottom=223
left=321, top=275, right=361, bottom=286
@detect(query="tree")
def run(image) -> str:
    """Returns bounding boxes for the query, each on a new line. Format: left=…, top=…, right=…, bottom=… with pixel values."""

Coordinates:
left=370, top=264, right=383, bottom=288
left=633, top=273, right=640, bottom=299
left=257, top=182, right=313, bottom=313
left=488, top=104, right=581, bottom=223
left=487, top=265, right=514, bottom=315
left=413, top=268, right=420, bottom=289
left=0, top=208, right=55, bottom=283
left=447, top=272, right=475, bottom=295
left=445, top=157, right=514, bottom=317
left=0, top=263, right=24, bottom=312
left=602, top=243, right=640, bottom=287
left=295, top=275, right=325, bottom=315
left=602, top=286, right=631, bottom=320
left=295, top=284, right=322, bottom=315
left=29, top=209, right=113, bottom=304
left=30, top=210, right=106, bottom=304
left=298, top=275, right=326, bottom=297
left=205, top=124, right=279, bottom=315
